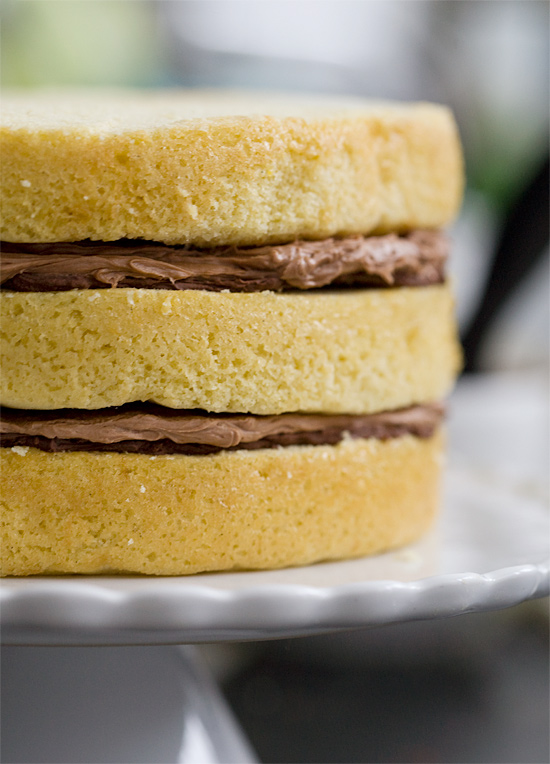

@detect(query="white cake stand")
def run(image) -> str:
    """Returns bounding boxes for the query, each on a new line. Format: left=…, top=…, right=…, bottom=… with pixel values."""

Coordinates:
left=2, top=374, right=549, bottom=763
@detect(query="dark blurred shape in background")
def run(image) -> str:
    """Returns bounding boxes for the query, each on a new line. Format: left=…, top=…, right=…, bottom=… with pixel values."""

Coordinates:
left=463, top=156, right=549, bottom=371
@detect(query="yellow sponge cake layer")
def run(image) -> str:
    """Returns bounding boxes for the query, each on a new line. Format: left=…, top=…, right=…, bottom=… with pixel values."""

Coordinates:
left=1, top=431, right=443, bottom=576
left=1, top=285, right=461, bottom=413
left=1, top=91, right=463, bottom=246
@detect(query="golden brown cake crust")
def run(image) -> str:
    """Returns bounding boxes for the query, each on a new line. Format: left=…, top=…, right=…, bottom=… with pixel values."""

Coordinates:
left=1, top=285, right=461, bottom=412
left=1, top=91, right=463, bottom=246
left=1, top=431, right=443, bottom=576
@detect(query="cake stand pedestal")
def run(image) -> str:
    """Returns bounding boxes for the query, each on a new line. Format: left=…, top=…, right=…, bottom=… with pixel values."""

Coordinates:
left=1, top=644, right=257, bottom=763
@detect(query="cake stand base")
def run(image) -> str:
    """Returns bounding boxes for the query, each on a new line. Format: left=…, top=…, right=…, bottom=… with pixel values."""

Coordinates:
left=1, top=644, right=257, bottom=764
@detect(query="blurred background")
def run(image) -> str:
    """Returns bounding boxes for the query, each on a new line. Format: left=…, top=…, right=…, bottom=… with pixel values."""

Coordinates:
left=1, top=2, right=548, bottom=763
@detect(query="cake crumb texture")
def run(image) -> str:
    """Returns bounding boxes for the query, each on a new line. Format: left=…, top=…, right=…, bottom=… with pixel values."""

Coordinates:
left=0, top=285, right=461, bottom=412
left=1, top=90, right=463, bottom=245
left=0, top=432, right=443, bottom=576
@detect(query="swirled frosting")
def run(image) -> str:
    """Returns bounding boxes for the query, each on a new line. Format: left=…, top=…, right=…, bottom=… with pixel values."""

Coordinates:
left=1, top=403, right=444, bottom=455
left=1, top=230, right=447, bottom=292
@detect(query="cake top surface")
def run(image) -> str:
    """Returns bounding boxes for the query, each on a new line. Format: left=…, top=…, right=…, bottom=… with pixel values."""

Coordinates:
left=2, top=89, right=448, bottom=133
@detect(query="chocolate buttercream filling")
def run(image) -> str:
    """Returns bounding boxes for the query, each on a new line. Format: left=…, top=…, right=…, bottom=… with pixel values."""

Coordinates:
left=1, top=403, right=443, bottom=455
left=1, top=230, right=447, bottom=292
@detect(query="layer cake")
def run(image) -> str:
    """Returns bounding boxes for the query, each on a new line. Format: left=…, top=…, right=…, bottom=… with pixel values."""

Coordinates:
left=0, top=91, right=463, bottom=575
